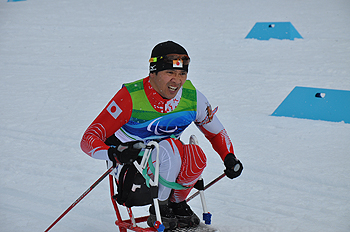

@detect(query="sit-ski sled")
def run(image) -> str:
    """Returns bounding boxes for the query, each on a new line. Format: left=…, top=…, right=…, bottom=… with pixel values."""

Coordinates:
left=43, top=136, right=223, bottom=232
left=109, top=137, right=222, bottom=232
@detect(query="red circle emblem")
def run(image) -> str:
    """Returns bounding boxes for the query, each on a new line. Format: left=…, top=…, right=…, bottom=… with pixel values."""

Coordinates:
left=110, top=106, right=117, bottom=113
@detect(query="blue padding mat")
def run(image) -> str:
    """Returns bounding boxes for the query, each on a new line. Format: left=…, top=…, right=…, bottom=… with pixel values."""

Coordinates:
left=271, top=86, right=350, bottom=123
left=245, top=22, right=303, bottom=40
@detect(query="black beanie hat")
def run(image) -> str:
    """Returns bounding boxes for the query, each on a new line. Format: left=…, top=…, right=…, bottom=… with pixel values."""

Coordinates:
left=149, top=41, right=189, bottom=73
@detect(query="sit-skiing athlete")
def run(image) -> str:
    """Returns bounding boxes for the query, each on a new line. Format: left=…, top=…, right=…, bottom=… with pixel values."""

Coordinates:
left=80, top=41, right=243, bottom=230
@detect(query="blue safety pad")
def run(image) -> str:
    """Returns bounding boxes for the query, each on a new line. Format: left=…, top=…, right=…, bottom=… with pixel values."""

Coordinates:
left=271, top=86, right=350, bottom=123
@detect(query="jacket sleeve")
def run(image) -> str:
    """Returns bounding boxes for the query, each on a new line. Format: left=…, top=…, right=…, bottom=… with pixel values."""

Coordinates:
left=80, top=86, right=133, bottom=160
left=195, top=90, right=235, bottom=161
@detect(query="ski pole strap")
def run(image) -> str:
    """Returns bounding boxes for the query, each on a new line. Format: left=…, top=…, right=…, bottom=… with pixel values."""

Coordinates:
left=138, top=148, right=189, bottom=190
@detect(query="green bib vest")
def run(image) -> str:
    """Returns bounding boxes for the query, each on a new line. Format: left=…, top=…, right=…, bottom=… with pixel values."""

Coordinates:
left=120, top=78, right=197, bottom=141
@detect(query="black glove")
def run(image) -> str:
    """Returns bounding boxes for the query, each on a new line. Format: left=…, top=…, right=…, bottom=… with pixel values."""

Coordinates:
left=224, top=153, right=243, bottom=179
left=108, top=141, right=144, bottom=166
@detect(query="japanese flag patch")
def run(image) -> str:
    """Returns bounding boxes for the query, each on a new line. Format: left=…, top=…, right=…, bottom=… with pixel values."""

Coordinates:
left=107, top=101, right=122, bottom=119
left=173, top=59, right=183, bottom=68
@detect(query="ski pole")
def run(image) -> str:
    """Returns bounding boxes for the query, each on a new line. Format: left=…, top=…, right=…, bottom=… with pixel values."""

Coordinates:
left=196, top=176, right=212, bottom=225
left=186, top=173, right=226, bottom=202
left=44, top=166, right=114, bottom=232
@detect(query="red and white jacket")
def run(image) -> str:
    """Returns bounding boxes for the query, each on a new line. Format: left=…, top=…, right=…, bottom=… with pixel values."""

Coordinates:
left=80, top=77, right=235, bottom=161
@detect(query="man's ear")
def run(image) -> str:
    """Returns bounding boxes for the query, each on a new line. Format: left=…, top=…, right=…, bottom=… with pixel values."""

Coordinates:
left=149, top=72, right=157, bottom=79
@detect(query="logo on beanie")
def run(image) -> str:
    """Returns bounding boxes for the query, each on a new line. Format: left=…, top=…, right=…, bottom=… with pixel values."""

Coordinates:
left=173, top=59, right=183, bottom=68
left=150, top=65, right=156, bottom=71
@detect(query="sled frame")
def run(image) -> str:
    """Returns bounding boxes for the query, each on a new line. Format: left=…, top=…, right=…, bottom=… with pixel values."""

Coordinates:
left=109, top=174, right=156, bottom=232
left=108, top=137, right=214, bottom=232
left=109, top=141, right=160, bottom=232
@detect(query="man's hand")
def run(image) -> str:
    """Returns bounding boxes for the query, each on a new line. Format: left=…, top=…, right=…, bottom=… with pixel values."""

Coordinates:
left=224, top=153, right=243, bottom=179
left=108, top=141, right=144, bottom=166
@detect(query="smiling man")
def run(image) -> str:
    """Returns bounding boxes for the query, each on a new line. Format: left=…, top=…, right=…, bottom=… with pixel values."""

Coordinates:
left=80, top=41, right=243, bottom=230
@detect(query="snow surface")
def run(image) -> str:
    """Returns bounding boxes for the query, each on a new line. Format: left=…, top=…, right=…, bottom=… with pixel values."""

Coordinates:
left=1, top=0, right=349, bottom=231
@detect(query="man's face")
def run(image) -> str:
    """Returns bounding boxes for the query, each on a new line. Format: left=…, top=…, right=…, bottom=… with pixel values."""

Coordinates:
left=149, top=69, right=187, bottom=99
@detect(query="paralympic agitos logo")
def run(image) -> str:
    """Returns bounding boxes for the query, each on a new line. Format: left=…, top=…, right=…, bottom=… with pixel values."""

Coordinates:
left=146, top=118, right=178, bottom=135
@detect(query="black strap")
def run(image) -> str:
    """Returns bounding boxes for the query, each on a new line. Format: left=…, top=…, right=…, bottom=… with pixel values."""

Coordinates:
left=117, top=164, right=137, bottom=205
